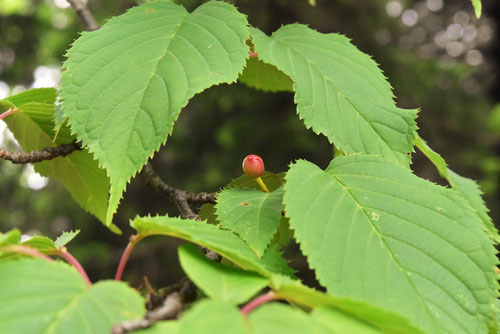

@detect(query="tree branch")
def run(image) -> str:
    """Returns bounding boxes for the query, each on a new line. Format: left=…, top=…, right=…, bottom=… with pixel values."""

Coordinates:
left=141, top=163, right=216, bottom=219
left=111, top=278, right=196, bottom=334
left=66, top=0, right=99, bottom=31
left=0, top=142, right=82, bottom=164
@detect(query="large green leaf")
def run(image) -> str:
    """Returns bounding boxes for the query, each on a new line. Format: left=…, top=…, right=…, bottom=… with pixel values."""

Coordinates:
left=448, top=169, right=500, bottom=244
left=248, top=303, right=327, bottom=334
left=178, top=243, right=267, bottom=304
left=178, top=300, right=247, bottom=334
left=269, top=275, right=424, bottom=334
left=250, top=25, right=417, bottom=167
left=239, top=57, right=293, bottom=92
left=0, top=88, right=112, bottom=229
left=415, top=134, right=500, bottom=243
left=283, top=156, right=497, bottom=334
left=61, top=1, right=250, bottom=225
left=215, top=187, right=284, bottom=256
left=311, top=306, right=384, bottom=334
left=0, top=258, right=145, bottom=334
left=131, top=216, right=294, bottom=277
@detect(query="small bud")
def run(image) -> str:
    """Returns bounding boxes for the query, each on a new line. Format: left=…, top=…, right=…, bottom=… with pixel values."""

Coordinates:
left=242, top=154, right=264, bottom=178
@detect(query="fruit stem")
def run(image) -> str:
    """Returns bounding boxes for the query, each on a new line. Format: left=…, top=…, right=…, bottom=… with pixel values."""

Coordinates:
left=55, top=247, right=92, bottom=286
left=241, top=290, right=277, bottom=315
left=115, top=234, right=144, bottom=281
left=255, top=176, right=270, bottom=193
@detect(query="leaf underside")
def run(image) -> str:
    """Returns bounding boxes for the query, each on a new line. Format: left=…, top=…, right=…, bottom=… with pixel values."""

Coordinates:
left=284, top=155, right=497, bottom=334
left=131, top=216, right=294, bottom=277
left=0, top=88, right=111, bottom=227
left=250, top=25, right=417, bottom=167
left=178, top=243, right=268, bottom=304
left=61, top=1, right=250, bottom=225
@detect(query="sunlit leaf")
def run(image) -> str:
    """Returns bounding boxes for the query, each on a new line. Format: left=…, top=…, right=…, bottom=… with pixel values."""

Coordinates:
left=284, top=155, right=497, bottom=334
left=61, top=1, right=250, bottom=225
left=250, top=25, right=417, bottom=167
left=0, top=258, right=145, bottom=334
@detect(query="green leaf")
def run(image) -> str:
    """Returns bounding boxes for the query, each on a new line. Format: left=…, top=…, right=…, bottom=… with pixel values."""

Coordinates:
left=54, top=230, right=81, bottom=248
left=250, top=25, right=417, bottom=167
left=178, top=243, right=268, bottom=304
left=61, top=1, right=250, bottom=225
left=199, top=203, right=219, bottom=225
left=270, top=216, right=294, bottom=250
left=215, top=187, right=284, bottom=257
left=22, top=236, right=57, bottom=253
left=413, top=134, right=449, bottom=180
left=178, top=300, right=247, bottom=334
left=0, top=258, right=145, bottom=334
left=471, top=0, right=482, bottom=18
left=415, top=134, right=500, bottom=243
left=312, top=306, right=384, bottom=334
left=0, top=230, right=21, bottom=246
left=269, top=275, right=424, bottom=334
left=248, top=303, right=327, bottom=334
left=135, top=322, right=180, bottom=334
left=239, top=57, right=293, bottom=92
left=0, top=89, right=113, bottom=229
left=226, top=171, right=284, bottom=191
left=283, top=156, right=497, bottom=334
left=131, top=215, right=294, bottom=277
left=448, top=169, right=500, bottom=243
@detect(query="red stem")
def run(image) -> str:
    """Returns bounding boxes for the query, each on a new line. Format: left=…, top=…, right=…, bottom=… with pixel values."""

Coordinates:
left=249, top=52, right=258, bottom=58
left=0, top=108, right=18, bottom=120
left=241, top=290, right=277, bottom=315
left=115, top=235, right=143, bottom=281
left=55, top=247, right=92, bottom=286
left=1, top=245, right=54, bottom=262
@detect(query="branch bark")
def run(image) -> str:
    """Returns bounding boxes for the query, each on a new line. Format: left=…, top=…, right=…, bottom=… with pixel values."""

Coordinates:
left=111, top=278, right=196, bottom=334
left=0, top=142, right=82, bottom=164
left=66, top=0, right=99, bottom=31
left=141, top=163, right=216, bottom=219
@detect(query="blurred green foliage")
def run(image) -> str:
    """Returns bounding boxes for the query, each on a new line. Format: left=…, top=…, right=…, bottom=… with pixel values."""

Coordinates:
left=1, top=0, right=498, bottom=288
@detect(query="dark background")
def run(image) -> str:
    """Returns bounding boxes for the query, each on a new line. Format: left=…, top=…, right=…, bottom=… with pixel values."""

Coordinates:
left=1, top=0, right=499, bottom=289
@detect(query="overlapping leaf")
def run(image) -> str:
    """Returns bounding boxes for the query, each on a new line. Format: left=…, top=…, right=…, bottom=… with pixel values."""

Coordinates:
left=284, top=155, right=497, bottom=334
left=239, top=57, right=293, bottom=92
left=61, top=1, right=250, bottom=225
left=415, top=134, right=500, bottom=243
left=131, top=215, right=294, bottom=277
left=269, top=275, right=423, bottom=334
left=0, top=88, right=112, bottom=228
left=178, top=244, right=267, bottom=304
left=215, top=187, right=284, bottom=257
left=250, top=25, right=417, bottom=167
left=0, top=259, right=145, bottom=334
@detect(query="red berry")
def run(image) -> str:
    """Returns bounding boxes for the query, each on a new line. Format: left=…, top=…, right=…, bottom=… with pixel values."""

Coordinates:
left=242, top=154, right=264, bottom=178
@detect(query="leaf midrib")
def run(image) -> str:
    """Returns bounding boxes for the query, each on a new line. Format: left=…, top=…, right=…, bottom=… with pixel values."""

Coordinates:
left=328, top=173, right=452, bottom=332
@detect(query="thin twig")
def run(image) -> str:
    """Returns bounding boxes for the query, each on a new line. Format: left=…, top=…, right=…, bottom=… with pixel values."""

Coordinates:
left=53, top=247, right=92, bottom=286
left=0, top=142, right=82, bottom=164
left=66, top=0, right=99, bottom=31
left=141, top=163, right=216, bottom=219
left=241, top=290, right=278, bottom=315
left=111, top=278, right=196, bottom=334
left=0, top=245, right=54, bottom=262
